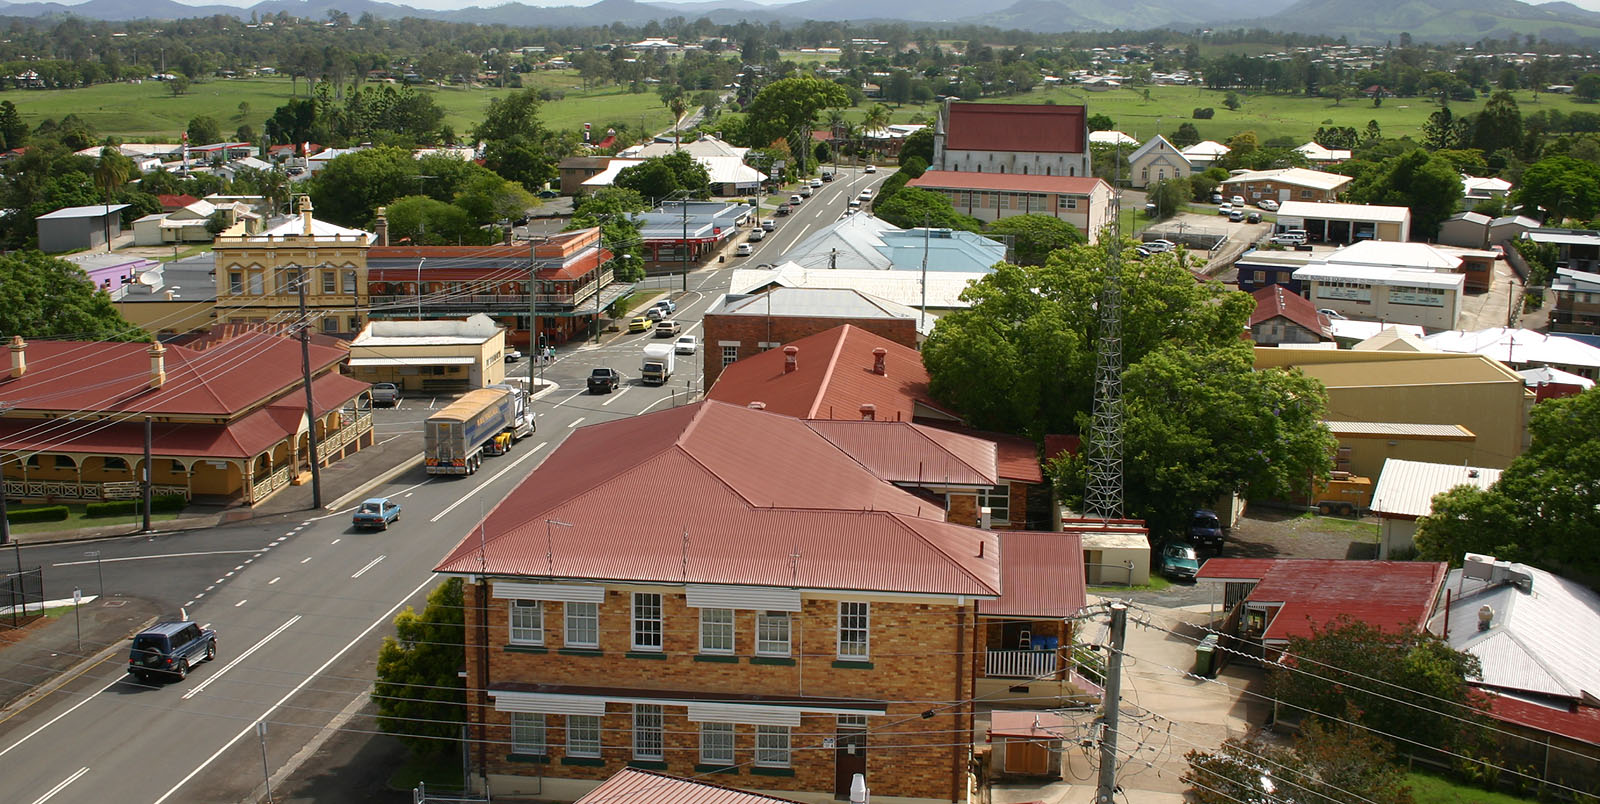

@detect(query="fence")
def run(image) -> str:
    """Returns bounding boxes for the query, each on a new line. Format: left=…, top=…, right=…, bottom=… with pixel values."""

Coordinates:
left=1142, top=227, right=1230, bottom=252
left=2, top=567, right=45, bottom=628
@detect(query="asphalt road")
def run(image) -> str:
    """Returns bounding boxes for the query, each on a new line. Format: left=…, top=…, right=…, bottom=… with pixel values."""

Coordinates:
left=0, top=168, right=887, bottom=804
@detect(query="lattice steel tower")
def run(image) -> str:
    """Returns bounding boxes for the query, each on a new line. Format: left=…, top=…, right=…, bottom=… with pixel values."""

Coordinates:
left=1084, top=145, right=1127, bottom=520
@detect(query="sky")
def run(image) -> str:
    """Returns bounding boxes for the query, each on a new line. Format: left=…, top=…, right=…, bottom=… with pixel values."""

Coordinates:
left=147, top=0, right=800, bottom=8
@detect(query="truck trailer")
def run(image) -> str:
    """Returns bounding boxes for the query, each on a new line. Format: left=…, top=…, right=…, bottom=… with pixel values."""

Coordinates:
left=423, top=385, right=534, bottom=475
left=640, top=343, right=676, bottom=386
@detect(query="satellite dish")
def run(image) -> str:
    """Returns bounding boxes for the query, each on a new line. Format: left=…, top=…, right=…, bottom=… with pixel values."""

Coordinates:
left=138, top=271, right=161, bottom=286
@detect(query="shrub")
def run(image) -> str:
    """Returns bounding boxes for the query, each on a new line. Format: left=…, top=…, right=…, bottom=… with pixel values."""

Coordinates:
left=1193, top=107, right=1215, bottom=119
left=85, top=493, right=185, bottom=518
left=5, top=506, right=69, bottom=524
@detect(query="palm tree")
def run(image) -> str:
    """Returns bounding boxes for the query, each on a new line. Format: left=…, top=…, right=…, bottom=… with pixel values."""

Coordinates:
left=94, top=146, right=132, bottom=251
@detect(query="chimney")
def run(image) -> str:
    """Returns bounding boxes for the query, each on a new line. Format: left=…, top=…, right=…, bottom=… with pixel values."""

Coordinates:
left=298, top=194, right=314, bottom=235
left=164, top=289, right=174, bottom=301
left=980, top=506, right=992, bottom=530
left=1477, top=604, right=1494, bottom=631
left=373, top=206, right=389, bottom=246
left=148, top=342, right=166, bottom=389
left=871, top=347, right=887, bottom=376
left=783, top=345, right=798, bottom=374
left=859, top=403, right=875, bottom=421
left=747, top=401, right=766, bottom=410
left=8, top=335, right=25, bottom=378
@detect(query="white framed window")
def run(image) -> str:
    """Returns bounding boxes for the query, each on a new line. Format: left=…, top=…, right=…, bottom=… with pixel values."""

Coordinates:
left=756, top=611, right=791, bottom=657
left=979, top=484, right=1011, bottom=524
left=342, top=269, right=357, bottom=294
left=700, top=608, right=734, bottom=654
left=511, top=712, right=546, bottom=755
left=632, top=593, right=662, bottom=651
left=755, top=725, right=790, bottom=767
left=837, top=714, right=869, bottom=729
left=565, top=602, right=598, bottom=648
left=509, top=599, right=544, bottom=645
left=633, top=704, right=664, bottom=760
left=700, top=722, right=735, bottom=765
left=567, top=715, right=601, bottom=757
left=838, top=601, right=869, bottom=660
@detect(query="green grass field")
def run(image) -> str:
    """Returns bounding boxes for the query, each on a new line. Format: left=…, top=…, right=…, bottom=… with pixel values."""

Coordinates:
left=5, top=73, right=679, bottom=141
left=1406, top=771, right=1535, bottom=804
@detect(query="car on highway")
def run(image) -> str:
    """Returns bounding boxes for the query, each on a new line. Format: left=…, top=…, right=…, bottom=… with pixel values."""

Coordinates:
left=645, top=306, right=665, bottom=321
left=654, top=299, right=676, bottom=314
left=655, top=319, right=681, bottom=337
left=352, top=497, right=402, bottom=530
left=848, top=199, right=861, bottom=210
left=865, top=164, right=877, bottom=173
left=675, top=335, right=697, bottom=355
left=587, top=367, right=622, bottom=393
left=1159, top=542, right=1202, bottom=580
left=821, top=171, right=834, bottom=182
left=1257, top=199, right=1280, bottom=212
left=858, top=188, right=874, bottom=200
left=370, top=382, right=402, bottom=407
left=628, top=316, right=654, bottom=333
left=809, top=178, right=823, bottom=188
left=735, top=243, right=753, bottom=256
left=748, top=228, right=765, bottom=242
left=128, top=620, right=216, bottom=683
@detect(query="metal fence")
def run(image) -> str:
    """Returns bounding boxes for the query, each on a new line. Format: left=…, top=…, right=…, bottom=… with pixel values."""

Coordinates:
left=2, top=567, right=44, bottom=628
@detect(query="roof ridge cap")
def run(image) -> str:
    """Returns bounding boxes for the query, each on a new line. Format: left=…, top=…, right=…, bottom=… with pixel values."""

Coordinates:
left=891, top=513, right=997, bottom=596
left=805, top=327, right=851, bottom=419
left=907, top=423, right=996, bottom=483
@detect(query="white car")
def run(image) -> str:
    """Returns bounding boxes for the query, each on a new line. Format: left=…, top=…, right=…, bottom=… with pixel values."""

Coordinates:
left=1217, top=203, right=1234, bottom=216
left=1257, top=199, right=1280, bottom=212
left=865, top=164, right=877, bottom=173
left=1317, top=308, right=1348, bottom=320
left=735, top=243, right=753, bottom=256
left=858, top=189, right=874, bottom=200
left=675, top=335, right=698, bottom=355
left=748, top=228, right=765, bottom=241
left=1143, top=239, right=1177, bottom=253
left=1231, top=195, right=1245, bottom=206
left=809, top=178, right=823, bottom=188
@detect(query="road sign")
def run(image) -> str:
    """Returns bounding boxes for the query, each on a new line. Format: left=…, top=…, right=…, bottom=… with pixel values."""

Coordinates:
left=102, top=481, right=139, bottom=500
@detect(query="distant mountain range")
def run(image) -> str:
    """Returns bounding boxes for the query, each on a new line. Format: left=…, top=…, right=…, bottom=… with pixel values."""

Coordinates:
left=1, top=0, right=1599, bottom=43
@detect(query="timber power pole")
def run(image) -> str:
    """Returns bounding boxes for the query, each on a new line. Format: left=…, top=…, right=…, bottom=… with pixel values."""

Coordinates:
left=1095, top=602, right=1128, bottom=804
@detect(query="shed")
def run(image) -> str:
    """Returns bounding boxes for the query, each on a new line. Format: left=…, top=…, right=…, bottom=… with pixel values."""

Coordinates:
left=988, top=710, right=1069, bottom=777
left=36, top=204, right=129, bottom=253
left=1370, top=458, right=1502, bottom=558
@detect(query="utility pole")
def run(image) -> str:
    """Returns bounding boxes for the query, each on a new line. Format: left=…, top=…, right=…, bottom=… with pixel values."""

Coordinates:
left=529, top=239, right=543, bottom=386
left=142, top=416, right=152, bottom=532
left=1095, top=602, right=1128, bottom=804
left=681, top=194, right=690, bottom=293
left=295, top=267, right=323, bottom=509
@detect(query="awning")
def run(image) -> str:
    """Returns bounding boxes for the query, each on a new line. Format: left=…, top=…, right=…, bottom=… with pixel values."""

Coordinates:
left=543, top=282, right=636, bottom=318
left=347, top=356, right=476, bottom=367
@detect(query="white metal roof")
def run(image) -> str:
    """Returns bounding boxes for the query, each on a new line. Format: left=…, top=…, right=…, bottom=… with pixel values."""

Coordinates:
left=1327, top=320, right=1424, bottom=341
left=1370, top=458, right=1502, bottom=518
left=1181, top=140, right=1230, bottom=158
left=1518, top=365, right=1595, bottom=389
left=346, top=356, right=477, bottom=367
left=1422, top=327, right=1600, bottom=370
left=1293, top=263, right=1465, bottom=289
left=1221, top=167, right=1352, bottom=192
left=1524, top=230, right=1600, bottom=247
left=1326, top=240, right=1463, bottom=271
left=729, top=263, right=986, bottom=310
left=37, top=204, right=129, bottom=220
left=1277, top=200, right=1411, bottom=223
left=1553, top=267, right=1600, bottom=292
left=1325, top=421, right=1476, bottom=438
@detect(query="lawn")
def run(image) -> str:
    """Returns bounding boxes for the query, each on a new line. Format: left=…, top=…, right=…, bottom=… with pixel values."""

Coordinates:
left=4, top=504, right=178, bottom=535
left=1406, top=770, right=1536, bottom=804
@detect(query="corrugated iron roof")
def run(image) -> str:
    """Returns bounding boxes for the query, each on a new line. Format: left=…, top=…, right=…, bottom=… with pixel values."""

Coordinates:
left=1198, top=558, right=1446, bottom=643
left=944, top=102, right=1086, bottom=154
left=918, top=422, right=1044, bottom=483
left=909, top=171, right=1108, bottom=195
left=577, top=768, right=805, bottom=804
left=1370, top=458, right=1502, bottom=519
left=1325, top=421, right=1476, bottom=440
left=435, top=401, right=1000, bottom=598
left=989, top=709, right=1071, bottom=740
left=1249, top=285, right=1330, bottom=338
left=803, top=420, right=997, bottom=486
left=978, top=531, right=1086, bottom=618
left=1488, top=694, right=1600, bottom=746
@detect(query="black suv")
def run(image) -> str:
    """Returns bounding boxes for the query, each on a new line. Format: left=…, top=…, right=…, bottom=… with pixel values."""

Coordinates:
left=587, top=367, right=622, bottom=394
left=129, top=620, right=217, bottom=682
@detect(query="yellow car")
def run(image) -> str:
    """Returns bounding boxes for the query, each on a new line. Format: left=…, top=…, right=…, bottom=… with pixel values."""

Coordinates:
left=628, top=316, right=654, bottom=333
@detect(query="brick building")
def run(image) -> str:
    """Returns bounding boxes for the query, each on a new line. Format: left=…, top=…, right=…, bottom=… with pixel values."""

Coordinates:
left=906, top=172, right=1114, bottom=242
left=435, top=401, right=1089, bottom=803
left=1220, top=167, right=1353, bottom=205
left=1248, top=285, right=1332, bottom=346
left=933, top=101, right=1091, bottom=178
left=700, top=288, right=923, bottom=387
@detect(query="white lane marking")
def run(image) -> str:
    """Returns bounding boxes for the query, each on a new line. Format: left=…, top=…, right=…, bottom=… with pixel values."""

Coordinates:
left=150, top=575, right=436, bottom=804
left=0, top=672, right=123, bottom=759
left=215, top=578, right=225, bottom=584
left=567, top=417, right=586, bottom=428
left=350, top=555, right=387, bottom=579
left=52, top=549, right=262, bottom=567
left=269, top=577, right=280, bottom=585
left=299, top=557, right=311, bottom=564
left=553, top=390, right=585, bottom=408
left=429, top=442, right=547, bottom=523
left=193, top=593, right=205, bottom=599
left=233, top=565, right=244, bottom=571
left=234, top=600, right=247, bottom=607
left=331, top=539, right=340, bottom=545
left=601, top=385, right=633, bottom=406
left=224, top=572, right=234, bottom=578
left=181, top=615, right=300, bottom=701
left=204, top=586, right=214, bottom=592
left=28, top=766, right=89, bottom=804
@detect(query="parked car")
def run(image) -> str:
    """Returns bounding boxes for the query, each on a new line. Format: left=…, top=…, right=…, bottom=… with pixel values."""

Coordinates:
left=1230, top=195, right=1246, bottom=206
left=1144, top=239, right=1176, bottom=253
left=1210, top=192, right=1224, bottom=204
left=748, top=228, right=765, bottom=242
left=735, top=243, right=753, bottom=256
left=848, top=199, right=862, bottom=210
left=1187, top=509, right=1225, bottom=548
left=675, top=335, right=698, bottom=355
left=1144, top=201, right=1158, bottom=216
left=128, top=620, right=216, bottom=683
left=1257, top=199, right=1280, bottom=212
left=1247, top=212, right=1262, bottom=224
left=352, top=497, right=402, bottom=530
left=775, top=204, right=791, bottom=216
left=865, top=164, right=877, bottom=173
left=1217, top=203, right=1234, bottom=216
left=809, top=178, right=823, bottom=188
left=655, top=319, right=681, bottom=337
left=1317, top=308, right=1348, bottom=320
left=370, top=382, right=402, bottom=407
left=762, top=219, right=776, bottom=232
left=858, top=188, right=874, bottom=200
left=1490, top=243, right=1506, bottom=259
left=628, top=316, right=654, bottom=333
left=1160, top=542, right=1202, bottom=580
left=587, top=367, right=622, bottom=394
left=1229, top=209, right=1245, bottom=222
left=798, top=186, right=813, bottom=198
left=789, top=194, right=803, bottom=205
left=1270, top=230, right=1308, bottom=246
left=654, top=299, right=676, bottom=314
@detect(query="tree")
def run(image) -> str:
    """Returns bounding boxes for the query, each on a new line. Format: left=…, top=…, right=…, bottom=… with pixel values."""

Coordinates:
left=204, top=209, right=230, bottom=236
left=186, top=115, right=222, bottom=147
left=614, top=151, right=710, bottom=202
left=305, top=146, right=420, bottom=228
left=472, top=89, right=560, bottom=192
left=1344, top=149, right=1464, bottom=238
left=1224, top=92, right=1242, bottom=111
left=373, top=578, right=465, bottom=757
left=899, top=155, right=928, bottom=179
left=1171, top=122, right=1201, bottom=148
left=1185, top=720, right=1415, bottom=804
left=1364, top=119, right=1383, bottom=145
left=0, top=100, right=28, bottom=150
left=743, top=76, right=852, bottom=173
left=568, top=187, right=648, bottom=282
left=385, top=195, right=494, bottom=246
left=1514, top=155, right=1600, bottom=223
left=901, top=126, right=935, bottom=166
left=0, top=251, right=141, bottom=340
left=1087, top=113, right=1116, bottom=132
left=1148, top=177, right=1189, bottom=218
left=1271, top=617, right=1486, bottom=755
left=1415, top=388, right=1600, bottom=576
left=1473, top=90, right=1524, bottom=156
left=452, top=171, right=537, bottom=227
left=1578, top=74, right=1600, bottom=103
left=166, top=75, right=190, bottom=97
left=872, top=186, right=982, bottom=232
left=985, top=215, right=1085, bottom=266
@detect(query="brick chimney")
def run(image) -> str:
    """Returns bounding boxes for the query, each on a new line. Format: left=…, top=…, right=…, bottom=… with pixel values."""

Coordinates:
left=297, top=194, right=314, bottom=235
left=148, top=342, right=166, bottom=389
left=373, top=206, right=389, bottom=246
left=859, top=403, right=875, bottom=421
left=783, top=346, right=798, bottom=374
left=871, top=347, right=887, bottom=376
left=8, top=335, right=25, bottom=378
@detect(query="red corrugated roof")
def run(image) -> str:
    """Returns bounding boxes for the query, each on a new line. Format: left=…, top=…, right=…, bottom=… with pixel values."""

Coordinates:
left=1249, top=285, right=1331, bottom=338
left=989, top=710, right=1070, bottom=740
left=578, top=769, right=804, bottom=804
left=1199, top=558, right=1447, bottom=643
left=435, top=401, right=1001, bottom=598
left=156, top=194, right=198, bottom=209
left=369, top=245, right=527, bottom=259
left=944, top=103, right=1087, bottom=154
left=917, top=422, right=1043, bottom=483
left=1488, top=695, right=1600, bottom=746
left=910, top=171, right=1107, bottom=195
left=706, top=324, right=958, bottom=423
left=803, top=419, right=997, bottom=486
left=0, top=335, right=350, bottom=418
left=979, top=530, right=1086, bottom=618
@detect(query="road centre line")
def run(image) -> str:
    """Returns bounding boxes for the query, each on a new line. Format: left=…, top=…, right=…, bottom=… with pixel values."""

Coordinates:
left=180, top=615, right=299, bottom=700
left=567, top=417, right=586, bottom=428
left=601, top=385, right=632, bottom=406
left=28, top=766, right=89, bottom=804
left=350, top=555, right=387, bottom=579
left=51, top=549, right=263, bottom=567
left=428, top=441, right=547, bottom=524
left=0, top=672, right=124, bottom=758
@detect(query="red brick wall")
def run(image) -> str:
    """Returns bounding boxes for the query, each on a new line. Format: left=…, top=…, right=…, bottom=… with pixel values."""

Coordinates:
left=701, top=313, right=919, bottom=388
left=467, top=583, right=972, bottom=801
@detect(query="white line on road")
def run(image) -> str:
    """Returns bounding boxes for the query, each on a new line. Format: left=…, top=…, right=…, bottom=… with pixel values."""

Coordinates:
left=299, top=557, right=311, bottom=564
left=181, top=615, right=300, bottom=701
left=429, top=441, right=547, bottom=523
left=0, top=673, right=122, bottom=759
left=331, top=539, right=340, bottom=545
left=51, top=549, right=263, bottom=567
left=151, top=575, right=436, bottom=804
left=234, top=600, right=247, bottom=607
left=350, top=555, right=387, bottom=579
left=28, top=766, right=88, bottom=804
left=269, top=577, right=280, bottom=584
left=567, top=417, right=586, bottom=428
left=554, top=390, right=585, bottom=408
left=601, top=385, right=633, bottom=406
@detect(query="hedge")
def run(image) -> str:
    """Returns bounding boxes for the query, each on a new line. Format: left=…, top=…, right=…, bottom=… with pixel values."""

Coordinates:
left=6, top=506, right=70, bottom=524
left=84, top=493, right=187, bottom=518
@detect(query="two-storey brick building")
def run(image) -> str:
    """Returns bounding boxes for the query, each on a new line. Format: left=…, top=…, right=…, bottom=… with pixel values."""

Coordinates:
left=700, top=288, right=924, bottom=388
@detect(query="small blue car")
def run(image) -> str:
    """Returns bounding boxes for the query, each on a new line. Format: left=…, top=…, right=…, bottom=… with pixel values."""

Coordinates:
left=353, top=497, right=402, bottom=530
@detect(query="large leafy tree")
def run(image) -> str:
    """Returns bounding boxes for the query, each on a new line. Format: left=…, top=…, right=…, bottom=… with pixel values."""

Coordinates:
left=1473, top=90, right=1523, bottom=157
left=743, top=76, right=852, bottom=173
left=900, top=126, right=935, bottom=167
left=1185, top=720, right=1414, bottom=804
left=1514, top=156, right=1600, bottom=223
left=305, top=146, right=419, bottom=228
left=385, top=195, right=497, bottom=246
left=373, top=579, right=465, bottom=757
left=984, top=214, right=1085, bottom=266
left=615, top=151, right=710, bottom=202
left=1343, top=148, right=1464, bottom=238
left=872, top=186, right=982, bottom=232
left=568, top=187, right=648, bottom=282
left=1416, top=388, right=1600, bottom=576
left=472, top=89, right=560, bottom=192
left=0, top=251, right=142, bottom=340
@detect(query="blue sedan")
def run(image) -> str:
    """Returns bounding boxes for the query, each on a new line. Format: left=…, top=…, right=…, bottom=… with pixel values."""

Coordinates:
left=352, top=497, right=402, bottom=530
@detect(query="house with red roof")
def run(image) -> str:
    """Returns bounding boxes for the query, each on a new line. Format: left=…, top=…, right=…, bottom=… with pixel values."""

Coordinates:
left=433, top=400, right=1089, bottom=803
left=933, top=101, right=1091, bottom=179
left=1248, top=285, right=1333, bottom=346
left=156, top=193, right=199, bottom=213
left=908, top=171, right=1113, bottom=243
left=0, top=331, right=371, bottom=507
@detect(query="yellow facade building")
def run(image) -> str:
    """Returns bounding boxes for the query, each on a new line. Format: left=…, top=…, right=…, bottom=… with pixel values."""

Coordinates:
left=212, top=196, right=375, bottom=338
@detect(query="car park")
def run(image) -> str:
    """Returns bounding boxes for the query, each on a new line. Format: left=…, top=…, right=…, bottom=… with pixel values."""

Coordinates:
left=128, top=620, right=217, bottom=683
left=370, top=382, right=402, bottom=407
left=587, top=367, right=622, bottom=394
left=748, top=228, right=765, bottom=241
left=1257, top=199, right=1279, bottom=212
left=1159, top=542, right=1202, bottom=580
left=762, top=219, right=776, bottom=232
left=628, top=316, right=654, bottom=333
left=735, top=243, right=753, bottom=256
left=655, top=319, right=681, bottom=337
left=352, top=497, right=402, bottom=530
left=675, top=335, right=697, bottom=355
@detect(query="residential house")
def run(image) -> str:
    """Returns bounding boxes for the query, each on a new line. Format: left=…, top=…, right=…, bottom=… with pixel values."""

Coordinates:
left=1462, top=175, right=1513, bottom=209
left=434, top=400, right=1090, bottom=803
left=132, top=199, right=261, bottom=246
left=1180, top=140, right=1230, bottom=169
left=1550, top=267, right=1600, bottom=335
left=1087, top=130, right=1139, bottom=148
left=0, top=330, right=371, bottom=507
left=1293, top=142, right=1351, bottom=164
left=933, top=101, right=1092, bottom=178
left=906, top=172, right=1114, bottom=241
left=1221, top=167, right=1352, bottom=205
left=1369, top=458, right=1502, bottom=558
left=156, top=193, right=199, bottom=212
left=1422, top=327, right=1600, bottom=381
left=36, top=204, right=129, bottom=253
left=1125, top=135, right=1191, bottom=189
left=1274, top=201, right=1411, bottom=244
left=1523, top=229, right=1600, bottom=273
left=600, top=136, right=766, bottom=196
left=699, top=288, right=925, bottom=387
left=1249, top=285, right=1332, bottom=346
left=346, top=314, right=507, bottom=392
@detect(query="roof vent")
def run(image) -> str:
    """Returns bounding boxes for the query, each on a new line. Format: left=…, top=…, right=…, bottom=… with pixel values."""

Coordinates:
left=783, top=345, right=798, bottom=374
left=747, top=401, right=766, bottom=410
left=1477, top=604, right=1494, bottom=631
left=8, top=335, right=25, bottom=379
left=871, top=347, right=887, bottom=376
left=860, top=403, right=876, bottom=421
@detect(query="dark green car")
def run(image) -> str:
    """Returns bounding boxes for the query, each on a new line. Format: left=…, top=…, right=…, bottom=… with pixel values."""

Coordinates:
left=1160, top=542, right=1201, bottom=580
